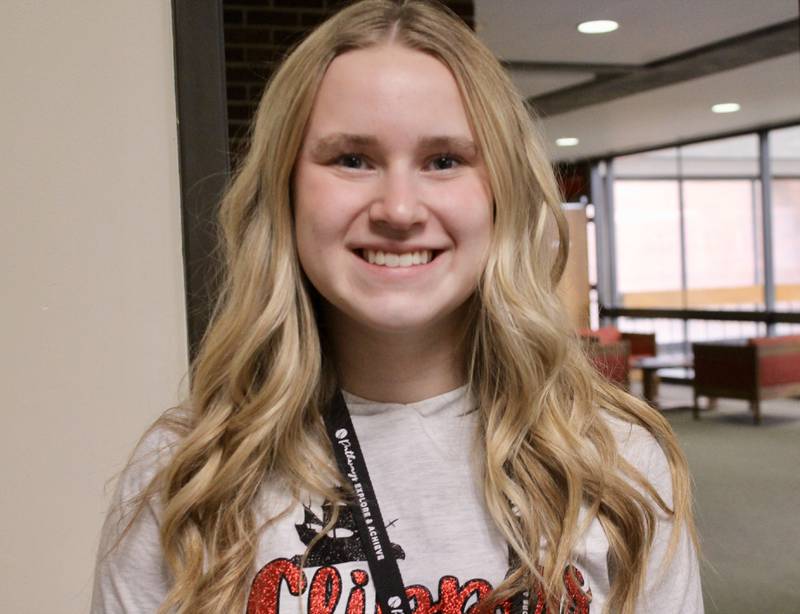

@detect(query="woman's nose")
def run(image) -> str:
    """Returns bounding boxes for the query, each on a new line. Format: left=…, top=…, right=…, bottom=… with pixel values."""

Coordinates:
left=368, top=169, right=428, bottom=231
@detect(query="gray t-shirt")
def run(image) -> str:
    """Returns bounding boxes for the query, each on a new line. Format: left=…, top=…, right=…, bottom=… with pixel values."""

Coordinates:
left=91, top=386, right=703, bottom=613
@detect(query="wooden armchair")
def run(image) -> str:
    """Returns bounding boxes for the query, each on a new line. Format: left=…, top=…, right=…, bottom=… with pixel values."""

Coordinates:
left=692, top=335, right=800, bottom=424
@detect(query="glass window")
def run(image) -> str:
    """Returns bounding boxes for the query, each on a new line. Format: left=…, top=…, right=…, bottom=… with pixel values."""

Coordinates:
left=770, top=126, right=800, bottom=314
left=608, top=125, right=800, bottom=346
left=683, top=180, right=764, bottom=309
left=680, top=134, right=759, bottom=177
left=614, top=147, right=678, bottom=178
left=687, top=318, right=762, bottom=344
left=614, top=180, right=683, bottom=306
left=770, top=125, right=800, bottom=176
left=772, top=180, right=800, bottom=310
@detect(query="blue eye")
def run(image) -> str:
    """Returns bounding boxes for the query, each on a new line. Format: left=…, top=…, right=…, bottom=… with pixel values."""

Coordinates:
left=429, top=155, right=460, bottom=171
left=336, top=154, right=366, bottom=169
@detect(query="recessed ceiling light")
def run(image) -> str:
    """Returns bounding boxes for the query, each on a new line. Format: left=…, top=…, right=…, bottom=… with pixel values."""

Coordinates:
left=577, top=20, right=619, bottom=34
left=556, top=137, right=580, bottom=147
left=711, top=102, right=741, bottom=114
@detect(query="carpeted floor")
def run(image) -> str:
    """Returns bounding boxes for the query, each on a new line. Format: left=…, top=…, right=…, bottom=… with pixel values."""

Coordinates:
left=644, top=383, right=800, bottom=613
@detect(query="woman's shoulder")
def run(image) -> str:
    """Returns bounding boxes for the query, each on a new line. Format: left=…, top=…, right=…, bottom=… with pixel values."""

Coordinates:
left=602, top=412, right=659, bottom=452
left=92, top=421, right=182, bottom=614
left=116, top=417, right=185, bottom=500
left=599, top=411, right=672, bottom=498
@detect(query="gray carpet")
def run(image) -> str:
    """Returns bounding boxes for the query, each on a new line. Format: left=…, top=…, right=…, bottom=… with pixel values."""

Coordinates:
left=646, top=383, right=800, bottom=613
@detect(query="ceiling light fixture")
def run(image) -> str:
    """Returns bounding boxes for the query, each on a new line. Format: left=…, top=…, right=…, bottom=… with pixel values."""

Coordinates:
left=556, top=137, right=579, bottom=147
left=577, top=20, right=619, bottom=34
left=711, top=102, right=741, bottom=114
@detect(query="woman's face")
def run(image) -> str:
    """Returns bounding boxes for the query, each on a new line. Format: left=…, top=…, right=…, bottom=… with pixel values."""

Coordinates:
left=293, top=44, right=492, bottom=338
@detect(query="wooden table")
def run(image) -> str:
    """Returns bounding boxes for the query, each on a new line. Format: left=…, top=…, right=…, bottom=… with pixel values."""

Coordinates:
left=631, top=355, right=693, bottom=408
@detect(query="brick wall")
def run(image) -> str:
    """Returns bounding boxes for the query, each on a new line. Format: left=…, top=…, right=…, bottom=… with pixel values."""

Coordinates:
left=556, top=162, right=591, bottom=202
left=223, top=0, right=475, bottom=159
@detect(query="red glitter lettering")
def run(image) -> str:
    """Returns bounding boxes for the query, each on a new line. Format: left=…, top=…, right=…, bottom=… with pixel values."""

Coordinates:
left=309, top=566, right=343, bottom=614
left=346, top=568, right=370, bottom=614
left=247, top=558, right=306, bottom=614
left=528, top=579, right=548, bottom=614
left=352, top=569, right=369, bottom=587
left=406, top=577, right=497, bottom=614
left=459, top=579, right=493, bottom=614
left=562, top=566, right=592, bottom=614
left=406, top=584, right=434, bottom=614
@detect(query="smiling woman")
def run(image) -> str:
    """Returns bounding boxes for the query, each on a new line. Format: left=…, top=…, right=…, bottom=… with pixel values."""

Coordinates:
left=91, top=2, right=702, bottom=614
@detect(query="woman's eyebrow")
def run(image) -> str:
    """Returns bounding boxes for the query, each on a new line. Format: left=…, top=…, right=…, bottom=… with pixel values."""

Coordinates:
left=309, top=133, right=378, bottom=157
left=418, top=136, right=478, bottom=156
left=308, top=133, right=478, bottom=157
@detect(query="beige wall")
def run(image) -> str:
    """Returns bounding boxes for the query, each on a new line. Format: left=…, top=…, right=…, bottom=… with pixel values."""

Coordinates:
left=0, top=2, right=187, bottom=612
left=557, top=204, right=590, bottom=330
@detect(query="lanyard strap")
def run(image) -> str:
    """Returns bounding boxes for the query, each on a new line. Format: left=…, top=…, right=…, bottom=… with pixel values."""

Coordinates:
left=324, top=390, right=529, bottom=614
left=323, top=390, right=413, bottom=614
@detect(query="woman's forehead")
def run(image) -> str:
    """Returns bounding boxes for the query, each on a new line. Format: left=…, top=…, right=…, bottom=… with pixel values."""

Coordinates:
left=303, top=44, right=475, bottom=145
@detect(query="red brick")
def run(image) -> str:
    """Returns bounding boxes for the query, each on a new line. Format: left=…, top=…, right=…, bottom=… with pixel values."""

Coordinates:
left=225, top=26, right=272, bottom=45
left=225, top=0, right=276, bottom=6
left=272, top=27, right=306, bottom=46
left=299, top=11, right=329, bottom=27
left=226, top=85, right=247, bottom=102
left=247, top=83, right=268, bottom=102
left=274, top=0, right=324, bottom=7
left=225, top=46, right=245, bottom=62
left=245, top=46, right=284, bottom=62
left=247, top=8, right=299, bottom=26
left=224, top=9, right=244, bottom=24
left=228, top=103, right=258, bottom=121
left=226, top=64, right=269, bottom=83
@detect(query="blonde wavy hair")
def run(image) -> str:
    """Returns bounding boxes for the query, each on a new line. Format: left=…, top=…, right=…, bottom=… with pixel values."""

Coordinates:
left=124, top=1, right=697, bottom=612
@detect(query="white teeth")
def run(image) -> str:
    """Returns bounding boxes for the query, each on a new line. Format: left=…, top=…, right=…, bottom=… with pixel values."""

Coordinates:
left=363, top=249, right=432, bottom=267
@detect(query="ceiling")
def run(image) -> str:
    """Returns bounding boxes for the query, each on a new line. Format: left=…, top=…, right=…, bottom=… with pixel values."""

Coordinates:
left=473, top=0, right=800, bottom=162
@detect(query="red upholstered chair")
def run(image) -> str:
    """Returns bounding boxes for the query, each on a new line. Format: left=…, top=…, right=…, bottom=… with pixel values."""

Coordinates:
left=692, top=335, right=800, bottom=424
left=579, top=327, right=632, bottom=388
left=624, top=331, right=658, bottom=364
left=584, top=339, right=631, bottom=388
left=579, top=326, right=657, bottom=376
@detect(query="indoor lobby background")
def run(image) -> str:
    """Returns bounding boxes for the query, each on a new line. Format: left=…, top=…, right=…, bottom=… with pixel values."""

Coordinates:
left=1, top=1, right=798, bottom=613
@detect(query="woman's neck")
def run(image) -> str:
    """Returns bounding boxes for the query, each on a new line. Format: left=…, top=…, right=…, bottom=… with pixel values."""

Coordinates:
left=325, top=312, right=467, bottom=404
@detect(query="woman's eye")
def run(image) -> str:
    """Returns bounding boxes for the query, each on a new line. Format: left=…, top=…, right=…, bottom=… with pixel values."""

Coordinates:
left=335, top=154, right=366, bottom=169
left=429, top=155, right=461, bottom=171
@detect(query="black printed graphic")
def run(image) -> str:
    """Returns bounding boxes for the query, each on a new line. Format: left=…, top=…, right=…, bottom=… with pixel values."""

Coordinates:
left=290, top=500, right=406, bottom=567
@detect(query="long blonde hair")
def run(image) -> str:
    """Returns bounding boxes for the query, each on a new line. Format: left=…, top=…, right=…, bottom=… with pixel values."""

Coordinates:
left=127, top=2, right=697, bottom=612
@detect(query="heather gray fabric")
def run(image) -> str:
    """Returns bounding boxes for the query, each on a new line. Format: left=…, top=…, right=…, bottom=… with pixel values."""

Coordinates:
left=91, top=386, right=702, bottom=613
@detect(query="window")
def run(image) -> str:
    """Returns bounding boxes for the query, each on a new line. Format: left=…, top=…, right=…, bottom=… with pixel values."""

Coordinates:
left=606, top=128, right=800, bottom=345
left=770, top=126, right=800, bottom=323
left=614, top=180, right=682, bottom=304
left=683, top=180, right=763, bottom=309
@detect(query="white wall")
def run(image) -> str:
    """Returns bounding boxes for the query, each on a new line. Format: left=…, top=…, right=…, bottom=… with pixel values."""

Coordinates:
left=0, top=2, right=188, bottom=612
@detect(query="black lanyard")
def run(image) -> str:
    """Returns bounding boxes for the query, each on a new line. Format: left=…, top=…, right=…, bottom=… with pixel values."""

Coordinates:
left=323, top=389, right=413, bottom=614
left=323, top=389, right=530, bottom=614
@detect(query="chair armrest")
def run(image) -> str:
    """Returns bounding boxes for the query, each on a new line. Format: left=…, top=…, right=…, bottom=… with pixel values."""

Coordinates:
left=622, top=332, right=657, bottom=357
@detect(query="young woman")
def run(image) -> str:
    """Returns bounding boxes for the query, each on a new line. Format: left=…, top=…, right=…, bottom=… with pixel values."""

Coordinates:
left=92, top=2, right=702, bottom=613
